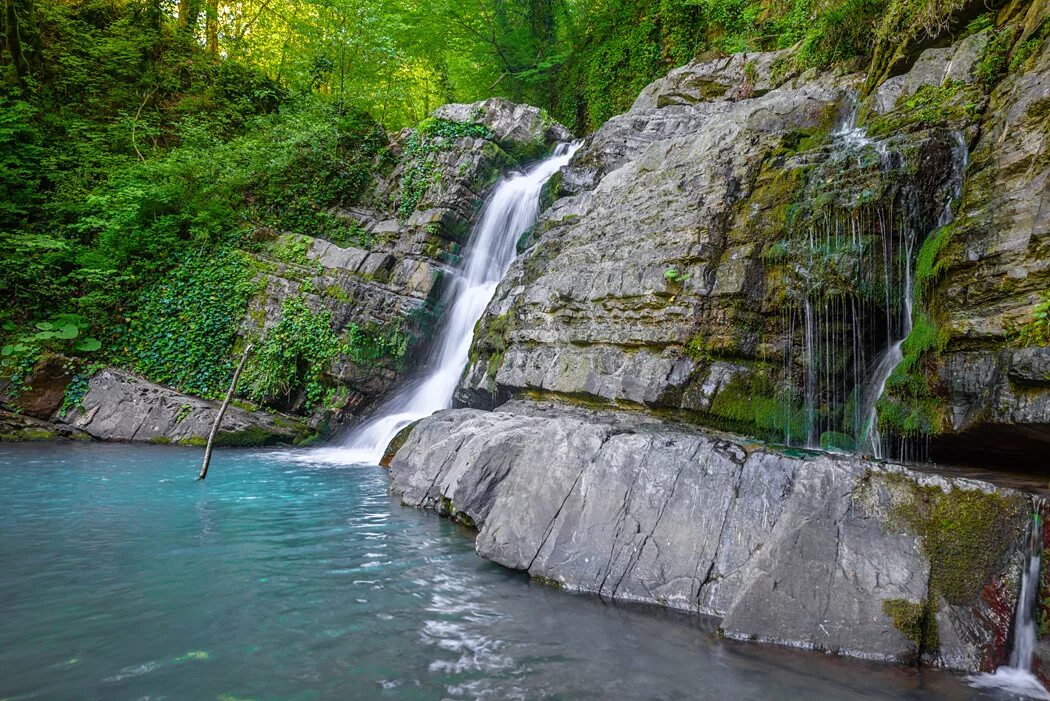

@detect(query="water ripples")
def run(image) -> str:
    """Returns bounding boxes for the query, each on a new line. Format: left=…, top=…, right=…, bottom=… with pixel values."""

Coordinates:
left=0, top=443, right=1022, bottom=700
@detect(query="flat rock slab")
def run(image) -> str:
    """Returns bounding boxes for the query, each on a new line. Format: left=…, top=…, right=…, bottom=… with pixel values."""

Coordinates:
left=59, top=368, right=310, bottom=446
left=389, top=400, right=1030, bottom=672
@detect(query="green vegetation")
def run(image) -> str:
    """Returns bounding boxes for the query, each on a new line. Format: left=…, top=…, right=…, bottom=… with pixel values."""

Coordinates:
left=123, top=251, right=255, bottom=398
left=878, top=312, right=949, bottom=437
left=397, top=118, right=492, bottom=219
left=244, top=297, right=341, bottom=410
left=663, top=267, right=692, bottom=287
left=871, top=473, right=1025, bottom=653
left=877, top=472, right=1024, bottom=604
left=975, top=27, right=1017, bottom=92
left=1016, top=295, right=1050, bottom=347
left=471, top=311, right=514, bottom=383
left=883, top=598, right=939, bottom=653
left=866, top=81, right=982, bottom=137
left=243, top=296, right=408, bottom=411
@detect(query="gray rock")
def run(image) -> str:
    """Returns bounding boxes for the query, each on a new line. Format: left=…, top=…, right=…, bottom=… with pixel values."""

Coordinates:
left=868, top=31, right=988, bottom=115
left=434, top=97, right=572, bottom=148
left=390, top=401, right=1029, bottom=671
left=59, top=368, right=310, bottom=446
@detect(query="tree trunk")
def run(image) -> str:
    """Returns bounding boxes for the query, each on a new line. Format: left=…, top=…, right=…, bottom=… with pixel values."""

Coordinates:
left=205, top=0, right=218, bottom=57
left=198, top=344, right=252, bottom=481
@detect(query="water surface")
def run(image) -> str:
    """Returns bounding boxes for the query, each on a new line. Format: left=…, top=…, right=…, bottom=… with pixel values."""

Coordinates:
left=0, top=443, right=1032, bottom=700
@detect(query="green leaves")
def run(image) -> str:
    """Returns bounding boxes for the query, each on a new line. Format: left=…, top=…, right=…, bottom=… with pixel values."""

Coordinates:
left=73, top=338, right=102, bottom=352
left=122, top=250, right=254, bottom=398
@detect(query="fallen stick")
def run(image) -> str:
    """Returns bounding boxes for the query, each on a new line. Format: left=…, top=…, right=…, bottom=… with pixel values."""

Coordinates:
left=198, top=344, right=253, bottom=480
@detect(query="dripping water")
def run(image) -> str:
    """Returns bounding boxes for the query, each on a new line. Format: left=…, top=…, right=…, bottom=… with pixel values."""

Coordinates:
left=309, top=143, right=579, bottom=465
left=970, top=512, right=1050, bottom=700
left=859, top=132, right=969, bottom=459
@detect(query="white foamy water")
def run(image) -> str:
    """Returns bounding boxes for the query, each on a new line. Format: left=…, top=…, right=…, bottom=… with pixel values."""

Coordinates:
left=306, top=143, right=578, bottom=466
left=970, top=516, right=1050, bottom=700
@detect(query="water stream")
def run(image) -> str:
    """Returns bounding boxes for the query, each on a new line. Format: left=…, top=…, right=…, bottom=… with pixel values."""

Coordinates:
left=311, top=144, right=577, bottom=465
left=858, top=132, right=969, bottom=458
left=970, top=513, right=1050, bottom=700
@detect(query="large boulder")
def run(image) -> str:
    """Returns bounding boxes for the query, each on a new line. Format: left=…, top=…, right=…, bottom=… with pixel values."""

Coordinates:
left=59, top=368, right=311, bottom=446
left=457, top=24, right=1050, bottom=466
left=390, top=400, right=1030, bottom=672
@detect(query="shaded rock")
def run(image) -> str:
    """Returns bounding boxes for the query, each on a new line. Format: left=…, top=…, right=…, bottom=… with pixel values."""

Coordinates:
left=59, top=368, right=311, bottom=446
left=0, top=409, right=88, bottom=441
left=868, top=31, right=988, bottom=115
left=389, top=401, right=1029, bottom=671
left=434, top=97, right=572, bottom=153
left=0, top=354, right=72, bottom=419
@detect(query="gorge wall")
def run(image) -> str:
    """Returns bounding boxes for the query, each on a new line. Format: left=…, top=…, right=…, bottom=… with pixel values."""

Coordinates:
left=457, top=3, right=1050, bottom=467
left=389, top=0, right=1050, bottom=677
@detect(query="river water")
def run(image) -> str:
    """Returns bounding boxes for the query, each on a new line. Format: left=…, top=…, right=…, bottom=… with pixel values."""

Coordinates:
left=1, top=442, right=1038, bottom=700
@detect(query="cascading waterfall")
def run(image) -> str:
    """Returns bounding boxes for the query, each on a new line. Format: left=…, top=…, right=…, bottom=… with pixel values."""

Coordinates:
left=312, top=143, right=578, bottom=465
left=859, top=131, right=968, bottom=459
left=970, top=513, right=1050, bottom=700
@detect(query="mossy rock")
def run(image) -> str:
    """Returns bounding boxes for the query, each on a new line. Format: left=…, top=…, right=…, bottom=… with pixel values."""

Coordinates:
left=875, top=472, right=1026, bottom=605
left=380, top=422, right=417, bottom=467
left=883, top=597, right=939, bottom=653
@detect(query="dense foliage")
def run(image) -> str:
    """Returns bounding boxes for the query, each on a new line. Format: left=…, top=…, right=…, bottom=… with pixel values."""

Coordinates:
left=0, top=0, right=973, bottom=412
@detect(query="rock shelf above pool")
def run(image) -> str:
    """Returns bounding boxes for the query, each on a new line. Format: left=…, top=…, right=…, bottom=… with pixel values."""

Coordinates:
left=388, top=400, right=1038, bottom=674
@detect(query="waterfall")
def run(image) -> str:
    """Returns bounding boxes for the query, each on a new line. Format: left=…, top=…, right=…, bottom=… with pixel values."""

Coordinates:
left=311, top=143, right=578, bottom=465
left=858, top=132, right=969, bottom=459
left=970, top=513, right=1050, bottom=700
left=858, top=231, right=914, bottom=458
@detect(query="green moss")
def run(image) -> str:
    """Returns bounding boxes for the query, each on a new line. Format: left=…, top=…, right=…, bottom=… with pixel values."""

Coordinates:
left=380, top=422, right=415, bottom=466
left=213, top=426, right=284, bottom=447
left=820, top=430, right=856, bottom=452
left=864, top=0, right=969, bottom=93
left=883, top=598, right=939, bottom=652
left=879, top=311, right=950, bottom=437
left=1, top=427, right=58, bottom=441
left=471, top=312, right=514, bottom=383
left=181, top=436, right=208, bottom=447
left=975, top=27, right=1018, bottom=92
left=531, top=575, right=564, bottom=590
left=149, top=435, right=172, bottom=445
left=878, top=472, right=1025, bottom=605
left=707, top=370, right=807, bottom=442
left=913, top=222, right=954, bottom=304
left=865, top=81, right=983, bottom=138
left=437, top=496, right=476, bottom=529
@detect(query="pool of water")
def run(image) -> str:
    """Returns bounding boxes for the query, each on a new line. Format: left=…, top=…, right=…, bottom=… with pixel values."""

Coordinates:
left=0, top=442, right=1034, bottom=700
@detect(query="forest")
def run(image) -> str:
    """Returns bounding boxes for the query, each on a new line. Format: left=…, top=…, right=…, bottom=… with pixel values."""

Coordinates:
left=0, top=0, right=893, bottom=403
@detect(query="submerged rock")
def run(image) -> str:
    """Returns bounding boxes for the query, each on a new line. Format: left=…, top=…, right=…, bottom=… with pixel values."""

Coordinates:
left=389, top=400, right=1030, bottom=672
left=58, top=368, right=311, bottom=446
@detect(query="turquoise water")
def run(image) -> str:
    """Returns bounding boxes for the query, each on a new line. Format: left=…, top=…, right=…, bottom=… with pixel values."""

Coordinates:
left=0, top=443, right=1020, bottom=700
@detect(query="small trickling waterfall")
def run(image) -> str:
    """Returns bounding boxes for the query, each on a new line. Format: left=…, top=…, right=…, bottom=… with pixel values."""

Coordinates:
left=312, top=144, right=578, bottom=465
left=971, top=513, right=1050, bottom=700
left=859, top=132, right=968, bottom=459
left=783, top=110, right=970, bottom=460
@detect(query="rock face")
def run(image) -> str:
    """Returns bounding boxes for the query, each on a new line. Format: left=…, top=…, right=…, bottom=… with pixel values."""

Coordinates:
left=239, top=98, right=571, bottom=418
left=59, top=368, right=310, bottom=446
left=927, top=9, right=1050, bottom=464
left=457, top=17, right=1050, bottom=466
left=0, top=354, right=72, bottom=419
left=390, top=401, right=1030, bottom=672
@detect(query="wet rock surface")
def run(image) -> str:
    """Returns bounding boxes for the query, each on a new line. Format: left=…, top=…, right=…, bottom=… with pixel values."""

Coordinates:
left=58, top=368, right=310, bottom=446
left=389, top=400, right=1030, bottom=672
left=240, top=99, right=571, bottom=419
left=458, top=25, right=1050, bottom=466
